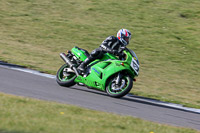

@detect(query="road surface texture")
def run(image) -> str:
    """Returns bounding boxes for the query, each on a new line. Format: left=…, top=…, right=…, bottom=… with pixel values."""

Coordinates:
left=0, top=65, right=199, bottom=130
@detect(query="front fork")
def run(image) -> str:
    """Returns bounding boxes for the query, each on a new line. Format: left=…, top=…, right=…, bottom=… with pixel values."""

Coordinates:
left=115, top=72, right=122, bottom=85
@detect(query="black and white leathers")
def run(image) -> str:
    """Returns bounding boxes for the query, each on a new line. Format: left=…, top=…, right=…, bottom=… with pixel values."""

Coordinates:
left=100, top=36, right=123, bottom=54
left=90, top=35, right=124, bottom=59
left=78, top=36, right=124, bottom=72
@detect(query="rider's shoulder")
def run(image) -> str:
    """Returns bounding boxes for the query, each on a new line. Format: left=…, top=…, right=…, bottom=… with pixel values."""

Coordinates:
left=105, top=35, right=117, bottom=41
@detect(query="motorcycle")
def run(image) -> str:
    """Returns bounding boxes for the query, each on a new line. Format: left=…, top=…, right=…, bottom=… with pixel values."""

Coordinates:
left=56, top=46, right=139, bottom=98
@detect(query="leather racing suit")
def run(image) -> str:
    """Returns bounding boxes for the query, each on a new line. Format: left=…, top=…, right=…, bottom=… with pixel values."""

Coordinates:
left=78, top=36, right=125, bottom=72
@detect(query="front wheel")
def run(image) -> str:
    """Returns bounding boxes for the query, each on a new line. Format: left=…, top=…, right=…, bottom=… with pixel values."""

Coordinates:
left=106, top=75, right=133, bottom=98
left=56, top=64, right=76, bottom=87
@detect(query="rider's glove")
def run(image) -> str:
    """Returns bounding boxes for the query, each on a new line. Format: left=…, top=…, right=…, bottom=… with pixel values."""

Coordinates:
left=112, top=50, right=120, bottom=56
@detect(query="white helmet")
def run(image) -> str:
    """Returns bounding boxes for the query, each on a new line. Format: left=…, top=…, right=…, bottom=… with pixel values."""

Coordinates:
left=117, top=29, right=131, bottom=46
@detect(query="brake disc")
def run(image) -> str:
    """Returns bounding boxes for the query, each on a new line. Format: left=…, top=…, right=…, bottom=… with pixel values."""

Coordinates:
left=111, top=79, right=126, bottom=91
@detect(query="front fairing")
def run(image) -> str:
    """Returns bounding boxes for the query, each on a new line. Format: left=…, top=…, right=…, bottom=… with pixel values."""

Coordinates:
left=74, top=48, right=139, bottom=91
left=126, top=48, right=139, bottom=65
left=122, top=49, right=140, bottom=76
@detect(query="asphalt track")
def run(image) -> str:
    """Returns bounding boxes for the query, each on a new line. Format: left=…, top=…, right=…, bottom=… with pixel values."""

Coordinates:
left=0, top=63, right=200, bottom=130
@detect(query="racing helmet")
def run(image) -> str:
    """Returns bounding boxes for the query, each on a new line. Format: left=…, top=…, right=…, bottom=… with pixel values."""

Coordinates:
left=117, top=29, right=131, bottom=46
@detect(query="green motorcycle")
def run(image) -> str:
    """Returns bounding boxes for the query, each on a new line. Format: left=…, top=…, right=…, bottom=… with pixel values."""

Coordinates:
left=56, top=46, right=139, bottom=98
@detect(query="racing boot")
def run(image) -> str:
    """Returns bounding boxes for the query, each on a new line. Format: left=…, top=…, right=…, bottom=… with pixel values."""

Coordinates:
left=77, top=58, right=91, bottom=73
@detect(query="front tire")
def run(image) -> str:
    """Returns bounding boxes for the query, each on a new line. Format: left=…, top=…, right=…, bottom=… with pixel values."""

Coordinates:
left=56, top=64, right=76, bottom=87
left=106, top=75, right=133, bottom=98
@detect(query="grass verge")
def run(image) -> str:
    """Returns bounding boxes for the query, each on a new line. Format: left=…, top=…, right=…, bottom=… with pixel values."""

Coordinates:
left=0, top=93, right=199, bottom=133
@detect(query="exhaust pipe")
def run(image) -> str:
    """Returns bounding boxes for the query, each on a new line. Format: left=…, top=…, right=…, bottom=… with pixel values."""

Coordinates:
left=60, top=53, right=79, bottom=76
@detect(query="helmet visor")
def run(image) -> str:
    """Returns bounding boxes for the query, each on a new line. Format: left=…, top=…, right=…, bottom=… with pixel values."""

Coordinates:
left=124, top=35, right=131, bottom=44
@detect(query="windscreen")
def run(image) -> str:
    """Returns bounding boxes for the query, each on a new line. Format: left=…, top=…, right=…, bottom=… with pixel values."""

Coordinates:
left=127, top=48, right=139, bottom=65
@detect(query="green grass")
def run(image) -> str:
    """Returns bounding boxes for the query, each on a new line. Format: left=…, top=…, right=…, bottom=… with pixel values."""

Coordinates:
left=0, top=93, right=199, bottom=133
left=0, top=0, right=200, bottom=109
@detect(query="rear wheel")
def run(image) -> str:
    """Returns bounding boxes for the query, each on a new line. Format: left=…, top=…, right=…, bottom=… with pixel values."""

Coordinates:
left=56, top=64, right=76, bottom=87
left=106, top=75, right=133, bottom=98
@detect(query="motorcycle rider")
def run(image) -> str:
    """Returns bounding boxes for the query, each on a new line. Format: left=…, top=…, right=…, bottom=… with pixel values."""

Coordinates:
left=78, top=28, right=132, bottom=73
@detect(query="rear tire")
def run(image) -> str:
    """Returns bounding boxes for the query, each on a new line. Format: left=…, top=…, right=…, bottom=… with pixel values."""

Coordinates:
left=56, top=64, right=76, bottom=87
left=106, top=75, right=133, bottom=98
